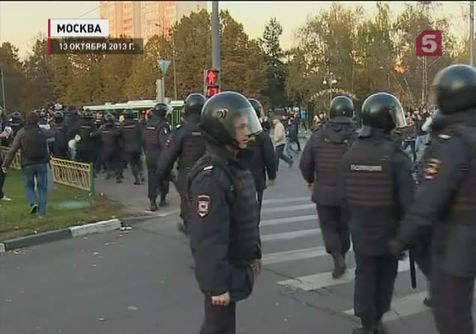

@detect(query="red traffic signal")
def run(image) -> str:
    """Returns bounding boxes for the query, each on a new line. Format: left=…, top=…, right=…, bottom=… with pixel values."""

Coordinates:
left=205, top=68, right=220, bottom=98
left=206, top=86, right=220, bottom=98
left=206, top=69, right=219, bottom=86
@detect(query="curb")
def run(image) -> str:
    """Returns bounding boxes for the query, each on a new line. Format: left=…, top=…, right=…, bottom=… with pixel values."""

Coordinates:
left=0, top=218, right=122, bottom=253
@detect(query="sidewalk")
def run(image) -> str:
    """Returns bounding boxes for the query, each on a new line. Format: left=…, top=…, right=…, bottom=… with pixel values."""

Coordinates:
left=94, top=168, right=181, bottom=217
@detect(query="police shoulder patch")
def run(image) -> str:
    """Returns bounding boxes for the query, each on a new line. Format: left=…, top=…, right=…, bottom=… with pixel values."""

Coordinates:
left=424, top=158, right=442, bottom=180
left=197, top=194, right=211, bottom=218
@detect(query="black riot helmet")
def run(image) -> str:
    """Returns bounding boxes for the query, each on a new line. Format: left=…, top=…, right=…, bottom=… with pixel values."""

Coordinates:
left=184, top=93, right=206, bottom=117
left=359, top=92, right=406, bottom=136
left=200, top=91, right=263, bottom=147
left=248, top=98, right=263, bottom=118
left=123, top=109, right=134, bottom=120
left=54, top=111, right=64, bottom=123
left=11, top=111, right=23, bottom=121
left=432, top=64, right=476, bottom=115
left=329, top=95, right=354, bottom=119
left=104, top=113, right=115, bottom=124
left=152, top=103, right=168, bottom=117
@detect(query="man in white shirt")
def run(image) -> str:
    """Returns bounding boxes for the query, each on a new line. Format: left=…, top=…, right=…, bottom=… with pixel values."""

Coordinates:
left=272, top=117, right=293, bottom=170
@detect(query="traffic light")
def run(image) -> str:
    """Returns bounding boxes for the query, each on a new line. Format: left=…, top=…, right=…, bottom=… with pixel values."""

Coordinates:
left=204, top=68, right=220, bottom=98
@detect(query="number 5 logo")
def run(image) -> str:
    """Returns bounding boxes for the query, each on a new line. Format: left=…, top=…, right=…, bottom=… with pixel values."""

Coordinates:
left=416, top=30, right=442, bottom=57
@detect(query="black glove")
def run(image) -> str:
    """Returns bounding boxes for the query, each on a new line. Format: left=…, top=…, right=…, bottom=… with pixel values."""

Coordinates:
left=389, top=239, right=407, bottom=256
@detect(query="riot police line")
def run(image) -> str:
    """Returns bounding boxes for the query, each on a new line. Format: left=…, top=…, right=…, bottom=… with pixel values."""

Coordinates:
left=183, top=64, right=476, bottom=334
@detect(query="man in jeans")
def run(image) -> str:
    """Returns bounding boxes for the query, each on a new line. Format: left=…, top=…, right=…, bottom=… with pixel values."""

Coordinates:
left=2, top=111, right=51, bottom=217
left=273, top=117, right=293, bottom=170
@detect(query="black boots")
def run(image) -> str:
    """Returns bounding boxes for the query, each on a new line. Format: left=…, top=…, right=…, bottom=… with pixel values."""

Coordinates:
left=423, top=296, right=432, bottom=307
left=149, top=198, right=158, bottom=212
left=332, top=253, right=347, bottom=278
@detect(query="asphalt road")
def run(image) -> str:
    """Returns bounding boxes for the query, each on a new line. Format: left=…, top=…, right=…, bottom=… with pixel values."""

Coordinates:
left=0, top=147, right=466, bottom=334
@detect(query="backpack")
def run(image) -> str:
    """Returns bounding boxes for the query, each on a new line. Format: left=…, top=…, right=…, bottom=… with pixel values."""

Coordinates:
left=21, top=125, right=48, bottom=161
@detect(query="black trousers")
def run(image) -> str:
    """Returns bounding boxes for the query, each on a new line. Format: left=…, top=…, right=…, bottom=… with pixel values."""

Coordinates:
left=432, top=266, right=475, bottom=334
left=199, top=299, right=236, bottom=334
left=316, top=204, right=350, bottom=256
left=354, top=254, right=398, bottom=328
left=257, top=189, right=264, bottom=217
left=102, top=151, right=122, bottom=179
left=124, top=151, right=143, bottom=180
left=177, top=172, right=190, bottom=227
left=146, top=157, right=169, bottom=201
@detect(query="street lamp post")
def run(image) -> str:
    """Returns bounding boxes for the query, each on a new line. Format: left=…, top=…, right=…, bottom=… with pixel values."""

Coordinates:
left=322, top=72, right=337, bottom=108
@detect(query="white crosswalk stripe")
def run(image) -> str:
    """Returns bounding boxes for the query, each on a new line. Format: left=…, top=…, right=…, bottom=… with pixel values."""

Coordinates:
left=259, top=196, right=439, bottom=326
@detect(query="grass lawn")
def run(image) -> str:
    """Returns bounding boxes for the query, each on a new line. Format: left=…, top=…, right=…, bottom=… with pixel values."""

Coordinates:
left=0, top=170, right=124, bottom=241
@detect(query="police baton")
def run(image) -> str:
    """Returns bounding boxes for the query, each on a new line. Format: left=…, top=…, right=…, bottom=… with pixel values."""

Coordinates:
left=409, top=247, right=417, bottom=289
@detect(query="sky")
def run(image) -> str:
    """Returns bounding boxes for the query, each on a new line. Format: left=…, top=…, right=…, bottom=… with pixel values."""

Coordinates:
left=0, top=1, right=471, bottom=60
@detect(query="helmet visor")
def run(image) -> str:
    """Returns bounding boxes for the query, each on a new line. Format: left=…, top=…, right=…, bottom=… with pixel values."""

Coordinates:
left=390, top=100, right=407, bottom=129
left=223, top=106, right=263, bottom=140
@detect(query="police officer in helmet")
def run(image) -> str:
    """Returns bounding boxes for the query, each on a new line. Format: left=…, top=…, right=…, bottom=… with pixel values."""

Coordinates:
left=120, top=109, right=145, bottom=185
left=98, top=113, right=123, bottom=183
left=158, top=93, right=206, bottom=235
left=143, top=102, right=171, bottom=211
left=337, top=92, right=415, bottom=334
left=243, top=97, right=276, bottom=214
left=52, top=111, right=69, bottom=159
left=188, top=91, right=262, bottom=334
left=390, top=64, right=476, bottom=334
left=300, top=95, right=357, bottom=279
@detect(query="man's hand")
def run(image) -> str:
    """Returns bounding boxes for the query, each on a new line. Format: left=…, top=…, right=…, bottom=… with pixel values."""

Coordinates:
left=306, top=182, right=314, bottom=191
left=211, top=292, right=230, bottom=306
left=1, top=166, right=7, bottom=174
left=251, top=259, right=262, bottom=276
left=268, top=179, right=276, bottom=187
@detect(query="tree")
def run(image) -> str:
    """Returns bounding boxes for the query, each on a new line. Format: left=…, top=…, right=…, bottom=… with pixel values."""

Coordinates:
left=168, top=10, right=211, bottom=99
left=353, top=3, right=395, bottom=99
left=260, top=18, right=287, bottom=108
left=0, top=42, right=28, bottom=112
left=394, top=2, right=456, bottom=106
left=23, top=36, right=55, bottom=109
left=64, top=54, right=103, bottom=105
left=221, top=10, right=267, bottom=100
left=100, top=54, right=133, bottom=102
left=295, top=3, right=362, bottom=110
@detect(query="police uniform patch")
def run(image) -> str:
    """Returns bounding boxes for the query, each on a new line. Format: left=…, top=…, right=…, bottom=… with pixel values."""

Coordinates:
left=197, top=195, right=211, bottom=218
left=424, top=158, right=442, bottom=180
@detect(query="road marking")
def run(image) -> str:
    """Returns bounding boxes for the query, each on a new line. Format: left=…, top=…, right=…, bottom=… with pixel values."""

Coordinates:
left=261, top=228, right=320, bottom=242
left=345, top=290, right=476, bottom=322
left=262, top=196, right=310, bottom=205
left=261, top=203, right=315, bottom=214
left=278, top=259, right=410, bottom=291
left=260, top=214, right=318, bottom=227
left=263, top=246, right=327, bottom=265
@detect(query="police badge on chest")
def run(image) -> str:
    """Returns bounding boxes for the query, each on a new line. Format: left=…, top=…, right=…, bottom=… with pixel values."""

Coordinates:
left=197, top=195, right=211, bottom=218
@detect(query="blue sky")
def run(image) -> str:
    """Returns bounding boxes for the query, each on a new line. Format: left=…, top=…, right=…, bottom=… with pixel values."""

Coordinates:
left=0, top=1, right=470, bottom=60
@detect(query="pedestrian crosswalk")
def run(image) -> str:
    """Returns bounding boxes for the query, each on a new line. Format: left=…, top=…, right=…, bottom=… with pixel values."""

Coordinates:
left=258, top=195, right=442, bottom=328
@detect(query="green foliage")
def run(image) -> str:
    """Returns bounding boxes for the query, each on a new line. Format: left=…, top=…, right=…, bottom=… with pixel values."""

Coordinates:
left=260, top=17, right=288, bottom=108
